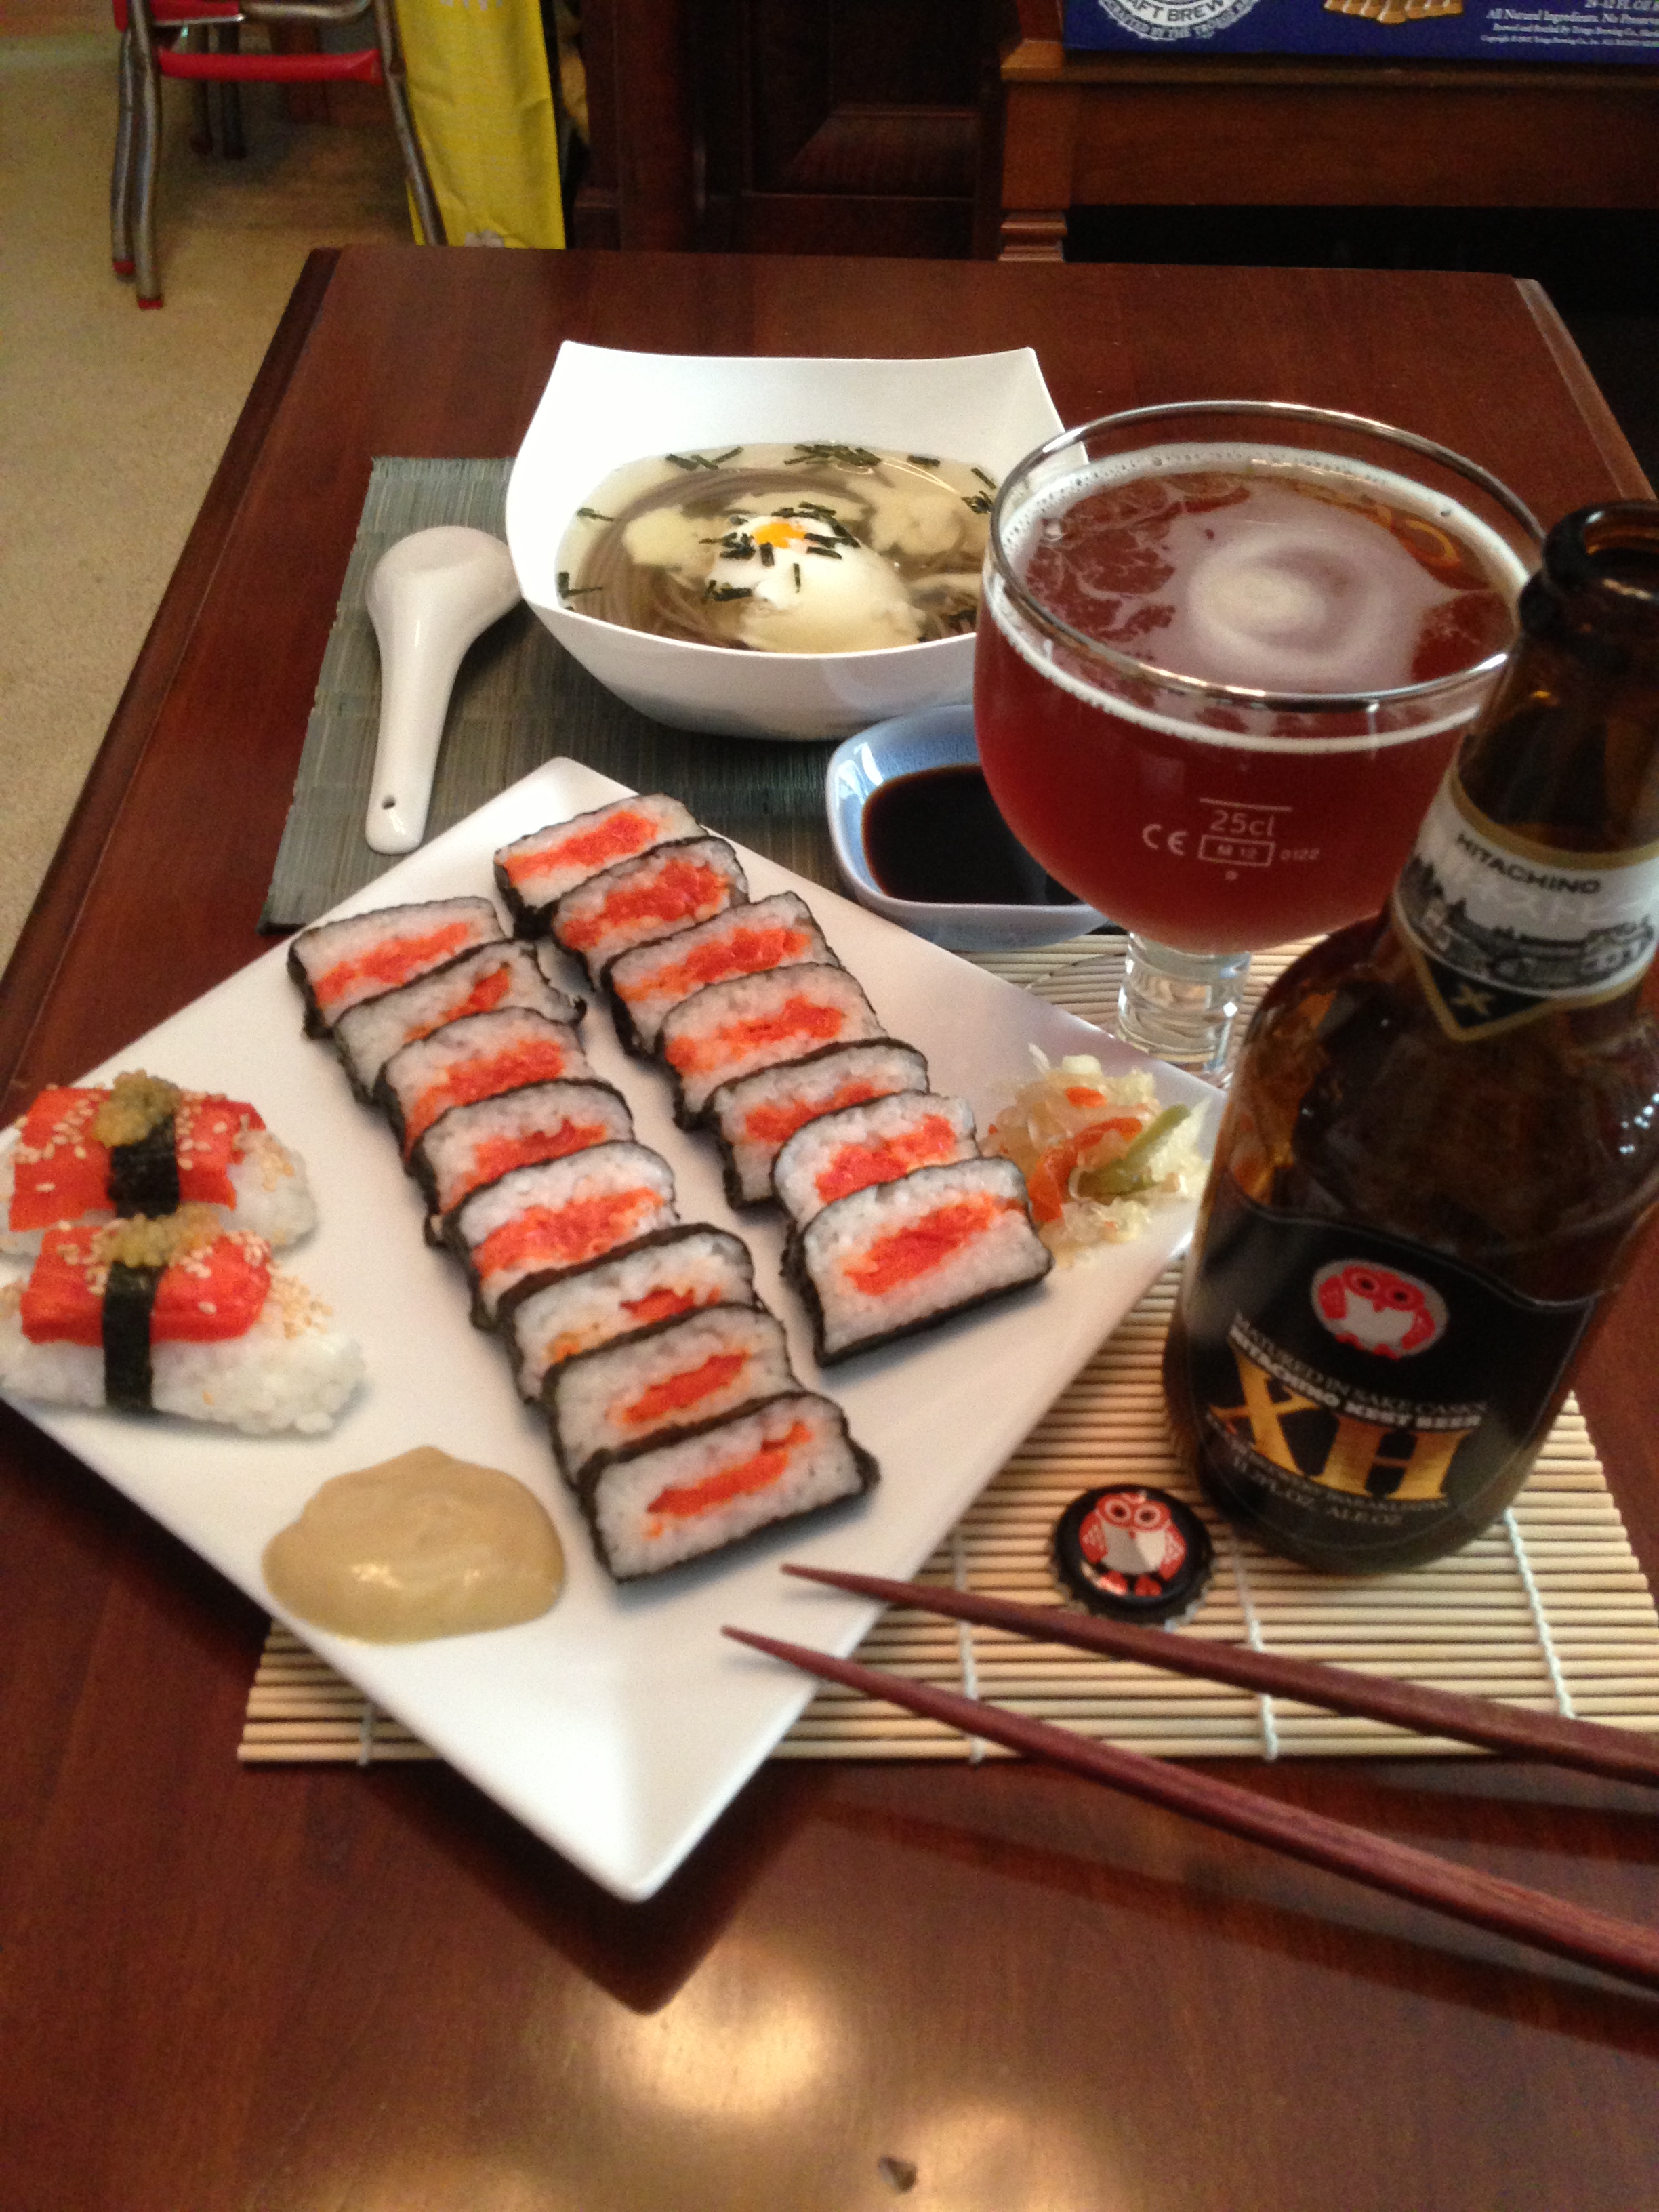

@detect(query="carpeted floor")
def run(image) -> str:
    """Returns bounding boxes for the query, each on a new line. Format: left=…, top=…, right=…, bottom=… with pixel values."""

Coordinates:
left=0, top=26, right=409, bottom=975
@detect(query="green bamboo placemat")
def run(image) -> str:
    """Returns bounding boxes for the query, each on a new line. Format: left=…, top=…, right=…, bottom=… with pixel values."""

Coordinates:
left=260, top=458, right=839, bottom=932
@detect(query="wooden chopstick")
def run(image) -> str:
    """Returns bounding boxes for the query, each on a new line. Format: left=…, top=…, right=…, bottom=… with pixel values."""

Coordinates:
left=724, top=1623, right=1659, bottom=1994
left=782, top=1563, right=1659, bottom=1790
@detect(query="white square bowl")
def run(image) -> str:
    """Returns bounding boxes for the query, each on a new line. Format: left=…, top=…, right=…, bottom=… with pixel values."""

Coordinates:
left=504, top=343, right=1063, bottom=743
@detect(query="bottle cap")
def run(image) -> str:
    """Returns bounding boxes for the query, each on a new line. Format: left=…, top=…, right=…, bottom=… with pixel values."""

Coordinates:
left=1052, top=1484, right=1215, bottom=1626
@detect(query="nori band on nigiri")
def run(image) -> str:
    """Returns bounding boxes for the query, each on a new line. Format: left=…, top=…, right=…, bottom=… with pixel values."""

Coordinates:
left=102, top=1260, right=160, bottom=1411
left=106, top=1115, right=181, bottom=1220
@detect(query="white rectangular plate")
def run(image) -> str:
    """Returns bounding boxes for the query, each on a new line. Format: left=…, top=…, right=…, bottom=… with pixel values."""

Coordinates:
left=1, top=760, right=1219, bottom=1900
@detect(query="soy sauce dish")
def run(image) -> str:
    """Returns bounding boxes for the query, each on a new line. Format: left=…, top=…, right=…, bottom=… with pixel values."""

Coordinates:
left=825, top=705, right=1107, bottom=952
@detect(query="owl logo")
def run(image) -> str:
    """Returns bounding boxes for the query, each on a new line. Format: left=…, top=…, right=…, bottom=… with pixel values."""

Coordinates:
left=1079, top=1488, right=1188, bottom=1597
left=1311, top=1260, right=1448, bottom=1359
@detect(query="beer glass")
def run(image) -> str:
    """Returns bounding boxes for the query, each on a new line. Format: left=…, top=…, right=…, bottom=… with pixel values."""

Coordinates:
left=975, top=401, right=1542, bottom=1072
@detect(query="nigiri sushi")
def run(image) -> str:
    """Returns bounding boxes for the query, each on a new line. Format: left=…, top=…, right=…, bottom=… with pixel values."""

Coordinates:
left=0, top=1207, right=363, bottom=1435
left=0, top=1073, right=315, bottom=1256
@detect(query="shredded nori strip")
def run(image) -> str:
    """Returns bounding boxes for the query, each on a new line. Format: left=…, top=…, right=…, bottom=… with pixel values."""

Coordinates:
left=908, top=454, right=940, bottom=468
left=107, top=1115, right=180, bottom=1220
left=102, top=1261, right=159, bottom=1412
left=574, top=507, right=613, bottom=520
left=787, top=442, right=882, bottom=470
left=705, top=582, right=756, bottom=601
left=668, top=448, right=742, bottom=471
left=759, top=541, right=775, bottom=567
left=964, top=492, right=993, bottom=514
left=972, top=466, right=997, bottom=489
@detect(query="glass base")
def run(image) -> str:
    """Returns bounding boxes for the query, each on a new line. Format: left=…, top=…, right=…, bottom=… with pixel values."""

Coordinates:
left=1118, top=937, right=1252, bottom=1077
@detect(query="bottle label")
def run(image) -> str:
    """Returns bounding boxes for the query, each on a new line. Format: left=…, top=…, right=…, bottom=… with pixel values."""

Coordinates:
left=1393, top=771, right=1659, bottom=1041
left=1176, top=1177, right=1597, bottom=1564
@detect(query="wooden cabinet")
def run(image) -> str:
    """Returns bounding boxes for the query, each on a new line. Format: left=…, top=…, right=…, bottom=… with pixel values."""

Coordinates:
left=573, top=0, right=1007, bottom=255
left=1000, top=0, right=1659, bottom=260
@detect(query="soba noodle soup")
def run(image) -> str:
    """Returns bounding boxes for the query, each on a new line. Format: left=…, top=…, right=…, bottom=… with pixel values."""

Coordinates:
left=554, top=442, right=996, bottom=654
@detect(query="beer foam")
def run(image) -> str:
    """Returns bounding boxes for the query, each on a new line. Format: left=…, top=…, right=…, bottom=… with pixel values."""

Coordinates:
left=996, top=443, right=1530, bottom=754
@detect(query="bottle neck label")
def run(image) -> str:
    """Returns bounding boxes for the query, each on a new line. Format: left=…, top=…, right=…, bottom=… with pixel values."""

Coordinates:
left=1173, top=1177, right=1597, bottom=1566
left=1392, top=770, right=1659, bottom=1041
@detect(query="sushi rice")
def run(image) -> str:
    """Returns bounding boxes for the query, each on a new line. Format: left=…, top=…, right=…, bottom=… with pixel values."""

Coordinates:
left=0, top=1255, right=363, bottom=1436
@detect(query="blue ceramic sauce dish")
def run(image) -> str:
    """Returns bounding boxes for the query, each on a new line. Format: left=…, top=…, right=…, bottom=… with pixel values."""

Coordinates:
left=825, top=705, right=1107, bottom=952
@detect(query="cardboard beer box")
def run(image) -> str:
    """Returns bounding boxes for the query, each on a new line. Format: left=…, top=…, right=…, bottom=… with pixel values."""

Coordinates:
left=1063, top=0, right=1659, bottom=63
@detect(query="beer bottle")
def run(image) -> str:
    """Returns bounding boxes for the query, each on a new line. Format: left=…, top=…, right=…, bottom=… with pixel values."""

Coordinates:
left=1163, top=502, right=1659, bottom=1572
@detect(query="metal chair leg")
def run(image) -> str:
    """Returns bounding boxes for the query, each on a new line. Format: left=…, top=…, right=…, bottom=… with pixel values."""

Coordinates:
left=127, top=1, right=165, bottom=305
left=372, top=0, right=446, bottom=244
left=111, top=26, right=138, bottom=276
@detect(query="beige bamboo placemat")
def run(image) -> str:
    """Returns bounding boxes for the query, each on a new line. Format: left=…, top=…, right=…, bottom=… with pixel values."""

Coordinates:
left=240, top=941, right=1659, bottom=1767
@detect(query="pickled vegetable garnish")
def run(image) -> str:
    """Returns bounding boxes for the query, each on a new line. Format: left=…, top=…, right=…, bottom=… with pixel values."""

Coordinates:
left=986, top=1050, right=1202, bottom=1259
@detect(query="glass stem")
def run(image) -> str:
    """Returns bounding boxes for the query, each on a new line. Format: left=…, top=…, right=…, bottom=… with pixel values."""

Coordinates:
left=1118, top=937, right=1252, bottom=1076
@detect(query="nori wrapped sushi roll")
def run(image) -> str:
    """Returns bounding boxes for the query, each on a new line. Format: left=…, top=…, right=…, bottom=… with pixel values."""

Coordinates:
left=785, top=1155, right=1052, bottom=1364
left=773, top=1091, right=979, bottom=1233
left=498, top=1223, right=758, bottom=1402
left=658, top=964, right=885, bottom=1126
left=287, top=897, right=502, bottom=1037
left=578, top=1389, right=877, bottom=1581
left=606, top=890, right=835, bottom=1057
left=550, top=836, right=750, bottom=988
left=543, top=1302, right=797, bottom=1488
left=375, top=1008, right=592, bottom=1158
left=449, top=1141, right=678, bottom=1322
left=331, top=940, right=585, bottom=1100
left=409, top=1078, right=634, bottom=1240
left=494, top=794, right=701, bottom=939
left=706, top=1040, right=931, bottom=1208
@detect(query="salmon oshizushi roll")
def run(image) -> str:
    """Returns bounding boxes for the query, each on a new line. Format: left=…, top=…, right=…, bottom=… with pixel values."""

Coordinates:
left=495, top=794, right=701, bottom=939
left=499, top=1224, right=757, bottom=1403
left=544, top=1303, right=798, bottom=1488
left=659, top=964, right=885, bottom=1126
left=410, top=1079, right=634, bottom=1235
left=450, top=1141, right=678, bottom=1321
left=375, top=1008, right=592, bottom=1158
left=786, top=1156, right=1052, bottom=1364
left=773, top=1092, right=979, bottom=1233
left=707, top=1041, right=931, bottom=1207
left=579, top=1390, right=877, bottom=1582
left=550, top=836, right=749, bottom=987
left=605, top=891, right=836, bottom=1057
left=331, top=940, right=584, bottom=1099
left=0, top=1208, right=363, bottom=1434
left=1, top=1073, right=315, bottom=1256
left=287, top=897, right=502, bottom=1037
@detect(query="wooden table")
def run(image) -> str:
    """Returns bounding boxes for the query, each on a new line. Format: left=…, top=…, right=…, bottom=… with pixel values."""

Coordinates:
left=1000, top=0, right=1659, bottom=258
left=4, top=249, right=1659, bottom=2211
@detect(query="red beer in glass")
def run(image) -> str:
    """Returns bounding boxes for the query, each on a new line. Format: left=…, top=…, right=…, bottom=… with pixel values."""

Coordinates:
left=975, top=403, right=1542, bottom=1069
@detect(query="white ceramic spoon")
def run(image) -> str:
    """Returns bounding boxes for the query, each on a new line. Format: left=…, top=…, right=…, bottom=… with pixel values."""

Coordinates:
left=363, top=526, right=521, bottom=854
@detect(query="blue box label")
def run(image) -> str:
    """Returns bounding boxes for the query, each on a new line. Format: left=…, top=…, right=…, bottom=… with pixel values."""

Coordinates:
left=1064, top=0, right=1659, bottom=60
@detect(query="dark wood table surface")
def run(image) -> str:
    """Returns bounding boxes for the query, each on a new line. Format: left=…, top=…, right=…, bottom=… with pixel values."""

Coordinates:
left=5, top=249, right=1659, bottom=2212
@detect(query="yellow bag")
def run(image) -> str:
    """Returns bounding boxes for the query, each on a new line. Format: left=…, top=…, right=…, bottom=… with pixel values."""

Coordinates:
left=398, top=0, right=565, bottom=249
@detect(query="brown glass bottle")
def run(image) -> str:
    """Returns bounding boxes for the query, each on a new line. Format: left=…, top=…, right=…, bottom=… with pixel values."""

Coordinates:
left=1164, top=503, right=1659, bottom=1572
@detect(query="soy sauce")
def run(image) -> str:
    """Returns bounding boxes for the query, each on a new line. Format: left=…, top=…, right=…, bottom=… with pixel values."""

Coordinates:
left=863, top=764, right=1080, bottom=906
